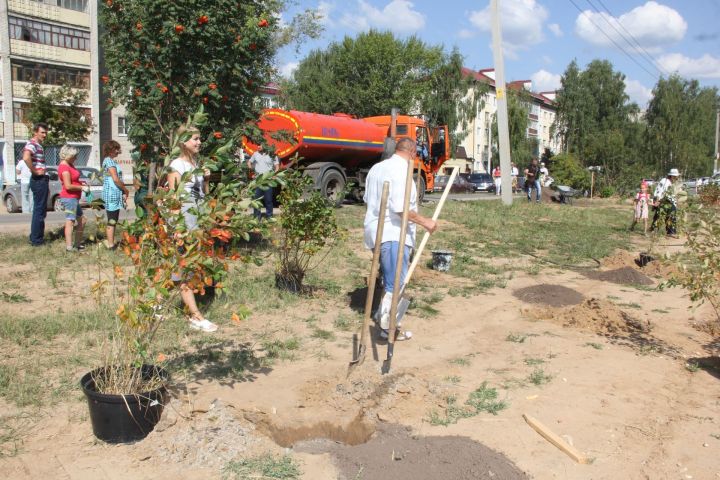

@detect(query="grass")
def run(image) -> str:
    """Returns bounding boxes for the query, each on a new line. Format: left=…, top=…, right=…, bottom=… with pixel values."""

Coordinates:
left=443, top=375, right=461, bottom=384
left=618, top=302, right=642, bottom=309
left=311, top=328, right=335, bottom=341
left=506, top=332, right=538, bottom=343
left=223, top=454, right=301, bottom=480
left=685, top=362, right=700, bottom=373
left=448, top=357, right=470, bottom=366
left=261, top=337, right=301, bottom=361
left=585, top=342, right=604, bottom=350
left=428, top=382, right=507, bottom=426
left=652, top=308, right=670, bottom=314
left=528, top=368, right=553, bottom=386
left=524, top=357, right=546, bottom=365
left=0, top=291, right=30, bottom=303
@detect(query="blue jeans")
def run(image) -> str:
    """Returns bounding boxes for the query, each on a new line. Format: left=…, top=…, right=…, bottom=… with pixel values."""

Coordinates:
left=380, top=241, right=411, bottom=294
left=253, top=186, right=273, bottom=220
left=527, top=179, right=541, bottom=202
left=59, top=197, right=82, bottom=221
left=29, top=175, right=49, bottom=245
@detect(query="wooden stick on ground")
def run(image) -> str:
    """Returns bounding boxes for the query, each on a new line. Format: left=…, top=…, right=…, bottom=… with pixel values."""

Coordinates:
left=522, top=414, right=591, bottom=464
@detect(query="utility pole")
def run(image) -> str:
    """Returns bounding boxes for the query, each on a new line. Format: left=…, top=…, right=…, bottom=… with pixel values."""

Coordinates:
left=491, top=0, right=512, bottom=205
left=714, top=108, right=719, bottom=175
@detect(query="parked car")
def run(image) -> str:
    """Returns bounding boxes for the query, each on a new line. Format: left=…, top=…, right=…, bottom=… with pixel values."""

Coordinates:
left=433, top=175, right=449, bottom=192
left=465, top=173, right=494, bottom=193
left=450, top=174, right=476, bottom=193
left=2, top=166, right=102, bottom=213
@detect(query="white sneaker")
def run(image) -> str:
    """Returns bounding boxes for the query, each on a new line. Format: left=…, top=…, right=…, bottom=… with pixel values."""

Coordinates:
left=189, top=318, right=218, bottom=332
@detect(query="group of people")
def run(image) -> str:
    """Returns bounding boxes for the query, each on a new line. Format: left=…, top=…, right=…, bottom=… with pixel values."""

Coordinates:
left=490, top=158, right=548, bottom=202
left=18, top=123, right=129, bottom=251
left=631, top=168, right=682, bottom=236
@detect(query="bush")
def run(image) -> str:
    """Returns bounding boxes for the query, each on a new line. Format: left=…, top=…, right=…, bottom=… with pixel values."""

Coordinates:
left=599, top=186, right=615, bottom=198
left=549, top=153, right=590, bottom=190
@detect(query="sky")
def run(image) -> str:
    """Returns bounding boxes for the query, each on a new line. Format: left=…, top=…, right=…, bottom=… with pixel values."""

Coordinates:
left=276, top=0, right=720, bottom=108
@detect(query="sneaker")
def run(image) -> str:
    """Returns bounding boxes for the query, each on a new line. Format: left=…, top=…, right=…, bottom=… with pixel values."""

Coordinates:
left=379, top=329, right=412, bottom=341
left=189, top=318, right=218, bottom=332
left=66, top=246, right=78, bottom=252
left=75, top=243, right=86, bottom=251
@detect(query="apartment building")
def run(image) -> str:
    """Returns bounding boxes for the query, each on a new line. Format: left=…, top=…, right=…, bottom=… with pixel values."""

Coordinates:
left=458, top=68, right=560, bottom=173
left=1, top=0, right=100, bottom=184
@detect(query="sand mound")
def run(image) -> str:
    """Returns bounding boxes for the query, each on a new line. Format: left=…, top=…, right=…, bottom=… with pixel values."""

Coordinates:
left=601, top=250, right=678, bottom=280
left=513, top=284, right=585, bottom=307
left=583, top=266, right=654, bottom=286
left=529, top=298, right=652, bottom=336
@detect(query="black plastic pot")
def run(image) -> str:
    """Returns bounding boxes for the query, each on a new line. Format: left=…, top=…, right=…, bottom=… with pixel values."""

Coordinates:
left=80, top=365, right=169, bottom=444
left=637, top=252, right=654, bottom=268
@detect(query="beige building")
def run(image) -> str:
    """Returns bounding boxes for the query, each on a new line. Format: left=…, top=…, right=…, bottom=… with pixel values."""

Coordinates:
left=1, top=0, right=101, bottom=184
left=458, top=68, right=560, bottom=173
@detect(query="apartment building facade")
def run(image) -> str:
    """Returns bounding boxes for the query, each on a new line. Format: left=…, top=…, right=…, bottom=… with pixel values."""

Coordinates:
left=1, top=0, right=100, bottom=184
left=458, top=68, right=560, bottom=173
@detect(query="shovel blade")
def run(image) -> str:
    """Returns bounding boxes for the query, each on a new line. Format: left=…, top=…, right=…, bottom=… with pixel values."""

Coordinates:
left=395, top=297, right=410, bottom=325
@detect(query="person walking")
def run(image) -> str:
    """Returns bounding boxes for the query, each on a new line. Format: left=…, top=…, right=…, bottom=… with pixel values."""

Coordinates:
left=57, top=145, right=89, bottom=251
left=363, top=137, right=438, bottom=341
left=24, top=123, right=49, bottom=246
left=630, top=181, right=650, bottom=235
left=101, top=140, right=129, bottom=249
left=247, top=144, right=279, bottom=220
left=650, top=168, right=681, bottom=236
left=510, top=162, right=519, bottom=193
left=167, top=125, right=217, bottom=333
left=524, top=158, right=541, bottom=203
left=16, top=157, right=33, bottom=213
left=492, top=165, right=502, bottom=196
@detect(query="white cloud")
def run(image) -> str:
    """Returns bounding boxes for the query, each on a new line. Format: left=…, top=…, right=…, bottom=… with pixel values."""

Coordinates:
left=469, top=0, right=548, bottom=58
left=624, top=78, right=652, bottom=106
left=279, top=61, right=299, bottom=78
left=317, top=1, right=335, bottom=26
left=548, top=23, right=563, bottom=37
left=657, top=53, right=720, bottom=79
left=340, top=0, right=425, bottom=34
left=530, top=69, right=561, bottom=92
left=575, top=1, right=686, bottom=51
left=458, top=28, right=476, bottom=39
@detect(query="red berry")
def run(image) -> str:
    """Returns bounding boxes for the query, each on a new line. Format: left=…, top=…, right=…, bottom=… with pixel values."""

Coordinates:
left=258, top=19, right=268, bottom=27
left=198, top=15, right=209, bottom=25
left=136, top=22, right=143, bottom=31
left=209, top=83, right=217, bottom=90
left=213, top=132, right=223, bottom=139
left=175, top=24, right=184, bottom=33
left=101, top=75, right=110, bottom=84
left=202, top=96, right=209, bottom=104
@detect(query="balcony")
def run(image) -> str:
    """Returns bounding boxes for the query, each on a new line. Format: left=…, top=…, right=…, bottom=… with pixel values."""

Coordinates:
left=529, top=113, right=538, bottom=121
left=11, top=40, right=91, bottom=67
left=8, top=0, right=89, bottom=28
left=12, top=81, right=90, bottom=100
left=527, top=128, right=538, bottom=137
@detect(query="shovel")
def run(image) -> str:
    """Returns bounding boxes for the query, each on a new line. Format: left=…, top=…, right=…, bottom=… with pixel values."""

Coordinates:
left=393, top=167, right=459, bottom=325
left=348, top=181, right=390, bottom=371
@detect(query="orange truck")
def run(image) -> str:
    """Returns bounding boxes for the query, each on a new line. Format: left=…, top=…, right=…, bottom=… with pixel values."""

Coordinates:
left=242, top=109, right=450, bottom=203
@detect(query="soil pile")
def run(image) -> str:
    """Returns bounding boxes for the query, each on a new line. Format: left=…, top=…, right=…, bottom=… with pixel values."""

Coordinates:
left=600, top=250, right=677, bottom=280
left=583, top=266, right=654, bottom=286
left=296, top=423, right=529, bottom=480
left=513, top=284, right=585, bottom=307
left=528, top=298, right=652, bottom=336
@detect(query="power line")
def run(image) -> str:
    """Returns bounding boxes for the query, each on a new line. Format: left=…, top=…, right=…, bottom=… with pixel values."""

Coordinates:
left=592, top=0, right=671, bottom=77
left=567, top=0, right=660, bottom=81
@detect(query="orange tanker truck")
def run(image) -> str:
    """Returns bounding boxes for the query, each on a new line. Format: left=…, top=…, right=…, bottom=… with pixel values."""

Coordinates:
left=242, top=108, right=450, bottom=204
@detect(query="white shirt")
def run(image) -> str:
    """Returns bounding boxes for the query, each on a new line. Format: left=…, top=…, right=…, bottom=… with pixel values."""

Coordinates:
left=363, top=154, right=417, bottom=249
left=170, top=158, right=204, bottom=202
left=653, top=177, right=676, bottom=204
left=16, top=161, right=31, bottom=184
left=511, top=166, right=518, bottom=176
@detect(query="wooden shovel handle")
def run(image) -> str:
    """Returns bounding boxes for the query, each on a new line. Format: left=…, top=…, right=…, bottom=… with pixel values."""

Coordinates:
left=359, top=182, right=390, bottom=350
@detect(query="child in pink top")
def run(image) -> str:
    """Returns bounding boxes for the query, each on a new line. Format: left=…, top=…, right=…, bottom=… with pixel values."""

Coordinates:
left=630, top=181, right=650, bottom=234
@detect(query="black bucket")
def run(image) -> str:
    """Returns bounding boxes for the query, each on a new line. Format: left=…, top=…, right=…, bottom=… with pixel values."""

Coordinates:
left=80, top=365, right=169, bottom=444
left=431, top=250, right=454, bottom=272
left=637, top=252, right=654, bottom=268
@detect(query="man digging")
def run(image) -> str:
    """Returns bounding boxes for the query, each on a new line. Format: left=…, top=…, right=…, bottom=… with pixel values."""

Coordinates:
left=363, top=138, right=437, bottom=341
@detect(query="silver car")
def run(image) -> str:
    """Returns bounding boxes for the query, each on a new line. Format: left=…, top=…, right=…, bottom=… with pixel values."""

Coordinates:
left=2, top=166, right=103, bottom=213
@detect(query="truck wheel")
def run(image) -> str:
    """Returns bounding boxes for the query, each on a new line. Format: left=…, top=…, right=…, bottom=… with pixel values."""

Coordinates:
left=5, top=195, right=18, bottom=213
left=321, top=170, right=345, bottom=207
left=417, top=175, right=426, bottom=203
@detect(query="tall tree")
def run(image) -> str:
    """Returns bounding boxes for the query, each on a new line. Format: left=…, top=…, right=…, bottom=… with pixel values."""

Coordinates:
left=645, top=75, right=719, bottom=177
left=25, top=81, right=93, bottom=145
left=282, top=30, right=484, bottom=148
left=100, top=0, right=320, bottom=161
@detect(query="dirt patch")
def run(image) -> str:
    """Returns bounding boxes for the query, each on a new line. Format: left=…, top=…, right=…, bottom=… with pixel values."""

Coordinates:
left=600, top=249, right=678, bottom=280
left=513, top=284, right=585, bottom=307
left=296, top=423, right=529, bottom=480
left=583, top=266, right=654, bottom=286
left=528, top=298, right=651, bottom=336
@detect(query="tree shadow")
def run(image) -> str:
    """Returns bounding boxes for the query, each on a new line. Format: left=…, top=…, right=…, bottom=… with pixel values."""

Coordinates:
left=166, top=340, right=272, bottom=392
left=602, top=330, right=683, bottom=359
left=687, top=356, right=720, bottom=380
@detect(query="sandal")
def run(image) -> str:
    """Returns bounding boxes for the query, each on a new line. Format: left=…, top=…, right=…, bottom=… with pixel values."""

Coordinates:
left=379, top=329, right=413, bottom=341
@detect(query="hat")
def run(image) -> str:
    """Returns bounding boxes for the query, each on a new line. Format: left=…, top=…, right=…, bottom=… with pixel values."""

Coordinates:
left=668, top=168, right=680, bottom=177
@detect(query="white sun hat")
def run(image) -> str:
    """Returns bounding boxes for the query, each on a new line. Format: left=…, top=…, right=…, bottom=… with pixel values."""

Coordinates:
left=668, top=168, right=680, bottom=177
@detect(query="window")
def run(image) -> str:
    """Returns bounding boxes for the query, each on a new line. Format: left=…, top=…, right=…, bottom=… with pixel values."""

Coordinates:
left=0, top=103, right=4, bottom=122
left=9, top=16, right=90, bottom=51
left=13, top=102, right=30, bottom=123
left=29, top=0, right=88, bottom=13
left=117, top=117, right=128, bottom=136
left=11, top=61, right=90, bottom=88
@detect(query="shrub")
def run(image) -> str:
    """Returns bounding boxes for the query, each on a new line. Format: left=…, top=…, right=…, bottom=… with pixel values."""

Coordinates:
left=549, top=153, right=590, bottom=190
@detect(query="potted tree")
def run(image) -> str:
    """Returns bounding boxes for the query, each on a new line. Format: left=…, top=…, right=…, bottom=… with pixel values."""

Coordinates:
left=274, top=171, right=342, bottom=293
left=81, top=109, right=282, bottom=443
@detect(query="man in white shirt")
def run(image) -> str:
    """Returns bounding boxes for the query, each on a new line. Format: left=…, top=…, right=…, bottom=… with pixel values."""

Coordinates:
left=247, top=144, right=279, bottom=220
left=650, top=168, right=681, bottom=236
left=363, top=138, right=437, bottom=340
left=16, top=160, right=33, bottom=213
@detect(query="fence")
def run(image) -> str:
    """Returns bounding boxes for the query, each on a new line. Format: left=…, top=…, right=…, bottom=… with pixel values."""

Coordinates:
left=14, top=142, right=91, bottom=166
